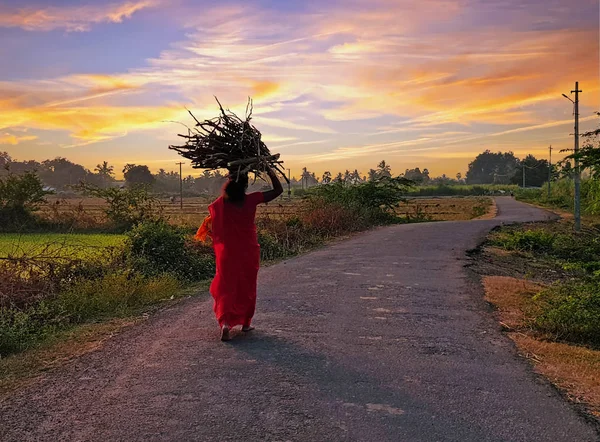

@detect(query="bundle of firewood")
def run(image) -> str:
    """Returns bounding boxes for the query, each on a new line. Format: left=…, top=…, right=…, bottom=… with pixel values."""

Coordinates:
left=169, top=98, right=288, bottom=182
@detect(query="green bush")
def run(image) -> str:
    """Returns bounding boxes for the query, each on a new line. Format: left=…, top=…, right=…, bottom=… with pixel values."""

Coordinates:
left=257, top=230, right=290, bottom=261
left=532, top=279, right=600, bottom=346
left=76, top=183, right=162, bottom=231
left=491, top=228, right=557, bottom=253
left=307, top=177, right=413, bottom=225
left=125, top=220, right=214, bottom=282
left=552, top=232, right=600, bottom=264
left=0, top=171, right=52, bottom=230
left=0, top=302, right=56, bottom=356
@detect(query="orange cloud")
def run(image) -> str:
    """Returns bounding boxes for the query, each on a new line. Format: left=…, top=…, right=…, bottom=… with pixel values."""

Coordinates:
left=251, top=81, right=280, bottom=98
left=319, top=27, right=599, bottom=125
left=0, top=1, right=154, bottom=32
left=0, top=133, right=37, bottom=145
left=2, top=0, right=598, bottom=178
left=0, top=98, right=183, bottom=146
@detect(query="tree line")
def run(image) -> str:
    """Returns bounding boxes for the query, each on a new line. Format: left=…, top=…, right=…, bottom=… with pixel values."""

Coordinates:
left=3, top=130, right=597, bottom=197
left=0, top=153, right=231, bottom=195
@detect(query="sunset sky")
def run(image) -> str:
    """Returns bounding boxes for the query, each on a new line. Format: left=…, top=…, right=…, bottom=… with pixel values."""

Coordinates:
left=0, top=0, right=598, bottom=179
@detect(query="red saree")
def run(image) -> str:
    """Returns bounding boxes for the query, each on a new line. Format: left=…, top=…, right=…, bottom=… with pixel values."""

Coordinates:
left=208, top=192, right=264, bottom=328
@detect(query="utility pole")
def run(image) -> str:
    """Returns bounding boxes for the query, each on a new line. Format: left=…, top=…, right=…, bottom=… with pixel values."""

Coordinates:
left=548, top=145, right=552, bottom=199
left=563, top=82, right=582, bottom=231
left=287, top=168, right=291, bottom=200
left=522, top=162, right=526, bottom=188
left=573, top=82, right=581, bottom=232
left=176, top=161, right=184, bottom=210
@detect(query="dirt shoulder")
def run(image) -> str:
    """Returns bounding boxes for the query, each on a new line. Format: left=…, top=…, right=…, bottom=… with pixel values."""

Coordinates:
left=469, top=219, right=600, bottom=423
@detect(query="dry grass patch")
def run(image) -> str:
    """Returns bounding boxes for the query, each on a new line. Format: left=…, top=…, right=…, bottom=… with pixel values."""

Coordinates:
left=483, top=276, right=541, bottom=329
left=483, top=276, right=600, bottom=418
left=511, top=334, right=600, bottom=417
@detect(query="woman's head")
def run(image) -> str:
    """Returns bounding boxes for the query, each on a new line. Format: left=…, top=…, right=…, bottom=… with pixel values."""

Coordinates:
left=223, top=173, right=248, bottom=202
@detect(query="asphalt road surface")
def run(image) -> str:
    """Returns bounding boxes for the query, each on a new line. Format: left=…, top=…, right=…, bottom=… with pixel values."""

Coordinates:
left=1, top=197, right=597, bottom=442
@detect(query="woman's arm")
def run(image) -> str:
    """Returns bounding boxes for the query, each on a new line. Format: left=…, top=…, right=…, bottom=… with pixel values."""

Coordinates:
left=262, top=167, right=284, bottom=203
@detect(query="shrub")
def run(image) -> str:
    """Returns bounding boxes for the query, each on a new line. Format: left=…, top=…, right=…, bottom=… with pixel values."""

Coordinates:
left=55, top=272, right=180, bottom=323
left=307, top=177, right=413, bottom=225
left=0, top=302, right=56, bottom=356
left=491, top=228, right=557, bottom=253
left=257, top=230, right=290, bottom=261
left=301, top=200, right=363, bottom=234
left=125, top=220, right=214, bottom=282
left=0, top=171, right=52, bottom=230
left=75, top=183, right=163, bottom=231
left=552, top=231, right=600, bottom=264
left=532, top=279, right=600, bottom=346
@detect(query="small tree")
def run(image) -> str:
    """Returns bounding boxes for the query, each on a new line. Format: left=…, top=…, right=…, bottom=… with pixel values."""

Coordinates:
left=562, top=111, right=600, bottom=178
left=76, top=183, right=162, bottom=231
left=511, top=155, right=549, bottom=187
left=0, top=171, right=52, bottom=228
left=123, top=164, right=155, bottom=187
left=466, top=150, right=519, bottom=184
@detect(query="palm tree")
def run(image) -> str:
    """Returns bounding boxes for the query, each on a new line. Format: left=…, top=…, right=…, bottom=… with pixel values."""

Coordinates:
left=95, top=161, right=114, bottom=179
left=343, top=169, right=351, bottom=184
left=377, top=160, right=392, bottom=178
left=94, top=161, right=115, bottom=187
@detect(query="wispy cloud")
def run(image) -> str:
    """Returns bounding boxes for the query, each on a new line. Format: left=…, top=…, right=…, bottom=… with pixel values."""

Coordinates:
left=0, top=1, right=154, bottom=32
left=0, top=0, right=598, bottom=177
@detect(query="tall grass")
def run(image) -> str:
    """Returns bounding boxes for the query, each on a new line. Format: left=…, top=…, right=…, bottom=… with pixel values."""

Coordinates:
left=0, top=273, right=180, bottom=356
left=516, top=178, right=600, bottom=216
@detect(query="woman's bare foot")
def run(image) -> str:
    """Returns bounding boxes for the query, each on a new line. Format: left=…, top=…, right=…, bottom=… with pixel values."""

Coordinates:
left=220, top=324, right=231, bottom=341
left=242, top=325, right=255, bottom=332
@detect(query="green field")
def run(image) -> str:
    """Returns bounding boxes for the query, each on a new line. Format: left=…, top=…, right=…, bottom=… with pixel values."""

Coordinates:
left=0, top=233, right=126, bottom=259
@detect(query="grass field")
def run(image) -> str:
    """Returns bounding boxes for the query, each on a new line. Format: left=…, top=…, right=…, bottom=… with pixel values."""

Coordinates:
left=0, top=233, right=126, bottom=259
left=43, top=195, right=493, bottom=227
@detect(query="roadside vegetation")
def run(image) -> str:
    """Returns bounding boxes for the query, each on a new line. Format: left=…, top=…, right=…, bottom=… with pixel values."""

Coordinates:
left=516, top=178, right=600, bottom=218
left=473, top=114, right=600, bottom=416
left=488, top=222, right=600, bottom=347
left=480, top=191, right=599, bottom=417
left=0, top=166, right=428, bottom=360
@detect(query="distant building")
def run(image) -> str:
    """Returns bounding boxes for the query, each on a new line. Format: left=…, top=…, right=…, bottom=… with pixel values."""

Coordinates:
left=109, top=181, right=126, bottom=188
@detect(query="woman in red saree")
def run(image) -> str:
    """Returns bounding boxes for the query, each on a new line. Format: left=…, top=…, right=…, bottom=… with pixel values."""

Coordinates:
left=196, top=167, right=283, bottom=341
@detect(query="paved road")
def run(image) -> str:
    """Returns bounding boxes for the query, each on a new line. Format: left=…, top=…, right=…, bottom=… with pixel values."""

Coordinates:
left=1, top=198, right=597, bottom=441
